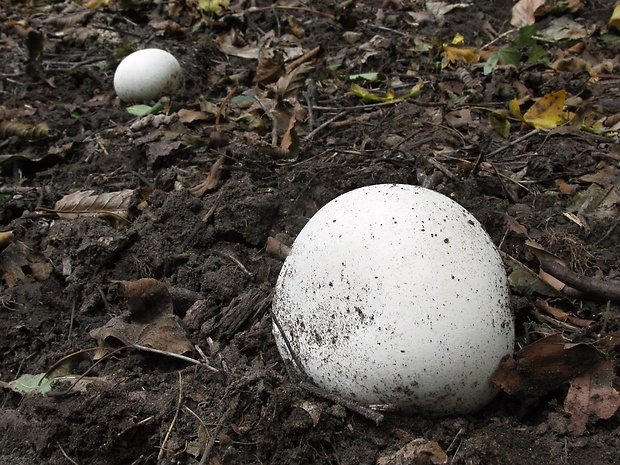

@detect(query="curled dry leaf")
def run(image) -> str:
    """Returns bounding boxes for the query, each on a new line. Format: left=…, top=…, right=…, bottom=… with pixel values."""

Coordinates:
left=90, top=278, right=194, bottom=360
left=492, top=333, right=606, bottom=398
left=274, top=61, right=314, bottom=99
left=44, top=7, right=94, bottom=29
left=511, top=0, right=547, bottom=27
left=0, top=120, right=49, bottom=139
left=535, top=298, right=593, bottom=328
left=0, top=241, right=53, bottom=287
left=53, top=189, right=133, bottom=224
left=189, top=154, right=227, bottom=197
left=256, top=49, right=285, bottom=85
left=376, top=438, right=448, bottom=465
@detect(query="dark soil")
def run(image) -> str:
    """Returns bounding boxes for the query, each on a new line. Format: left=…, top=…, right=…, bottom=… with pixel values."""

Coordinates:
left=2, top=1, right=620, bottom=464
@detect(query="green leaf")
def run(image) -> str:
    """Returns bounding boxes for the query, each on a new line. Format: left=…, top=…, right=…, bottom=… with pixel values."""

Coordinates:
left=497, top=45, right=521, bottom=67
left=127, top=104, right=155, bottom=117
left=339, top=72, right=386, bottom=83
left=126, top=101, right=164, bottom=117
left=483, top=50, right=500, bottom=75
left=600, top=33, right=620, bottom=43
left=489, top=111, right=511, bottom=138
left=516, top=24, right=538, bottom=45
left=527, top=44, right=546, bottom=64
left=6, top=373, right=53, bottom=394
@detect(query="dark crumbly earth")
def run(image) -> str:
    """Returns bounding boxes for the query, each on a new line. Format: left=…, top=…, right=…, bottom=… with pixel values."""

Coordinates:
left=2, top=0, right=620, bottom=464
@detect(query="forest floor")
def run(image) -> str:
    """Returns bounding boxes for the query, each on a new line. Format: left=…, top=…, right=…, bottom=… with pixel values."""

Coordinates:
left=2, top=0, right=620, bottom=464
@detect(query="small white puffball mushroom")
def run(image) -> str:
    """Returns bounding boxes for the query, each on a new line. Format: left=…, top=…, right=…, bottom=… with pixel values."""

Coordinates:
left=272, top=184, right=514, bottom=416
left=113, top=49, right=182, bottom=103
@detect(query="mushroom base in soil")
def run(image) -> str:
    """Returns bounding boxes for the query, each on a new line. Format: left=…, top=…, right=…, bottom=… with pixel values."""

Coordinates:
left=272, top=184, right=515, bottom=416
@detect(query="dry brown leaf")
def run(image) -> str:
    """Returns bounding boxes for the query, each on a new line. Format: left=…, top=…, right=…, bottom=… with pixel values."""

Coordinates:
left=44, top=7, right=93, bottom=29
left=0, top=120, right=49, bottom=139
left=216, top=29, right=261, bottom=59
left=279, top=115, right=300, bottom=158
left=149, top=19, right=186, bottom=37
left=0, top=241, right=53, bottom=287
left=492, top=333, right=606, bottom=397
left=189, top=154, right=227, bottom=197
left=503, top=214, right=529, bottom=237
left=177, top=108, right=211, bottom=123
left=564, top=359, right=620, bottom=436
left=273, top=61, right=314, bottom=99
left=376, top=438, right=448, bottom=465
left=506, top=255, right=563, bottom=298
left=535, top=298, right=593, bottom=327
left=511, top=0, right=547, bottom=27
left=90, top=278, right=193, bottom=360
left=0, top=230, right=14, bottom=251
left=256, top=49, right=285, bottom=85
left=54, top=189, right=133, bottom=224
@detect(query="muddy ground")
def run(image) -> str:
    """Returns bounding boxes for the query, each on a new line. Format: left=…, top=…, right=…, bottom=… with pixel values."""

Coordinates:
left=1, top=0, right=620, bottom=464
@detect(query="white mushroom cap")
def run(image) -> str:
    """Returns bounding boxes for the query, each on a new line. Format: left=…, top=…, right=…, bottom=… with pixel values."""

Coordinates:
left=113, top=48, right=182, bottom=103
left=273, top=184, right=514, bottom=416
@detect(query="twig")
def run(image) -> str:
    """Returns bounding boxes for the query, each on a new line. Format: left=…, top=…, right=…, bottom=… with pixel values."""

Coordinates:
left=182, top=405, right=209, bottom=432
left=285, top=46, right=321, bottom=73
left=157, top=372, right=183, bottom=464
left=68, top=300, right=76, bottom=342
left=226, top=5, right=335, bottom=19
left=131, top=343, right=219, bottom=371
left=253, top=95, right=278, bottom=146
left=480, top=28, right=517, bottom=50
left=304, top=110, right=348, bottom=141
left=594, top=218, right=619, bottom=246
left=485, top=129, right=539, bottom=158
left=426, top=157, right=457, bottom=180
left=198, top=394, right=240, bottom=465
left=312, top=100, right=412, bottom=112
left=57, top=442, right=79, bottom=465
left=367, top=24, right=408, bottom=36
left=299, top=381, right=384, bottom=425
left=216, top=85, right=238, bottom=132
left=0, top=186, right=40, bottom=194
left=535, top=256, right=620, bottom=303
left=214, top=251, right=253, bottom=277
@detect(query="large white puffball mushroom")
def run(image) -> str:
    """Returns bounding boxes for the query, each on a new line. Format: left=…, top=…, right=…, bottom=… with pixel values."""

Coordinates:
left=113, top=49, right=182, bottom=103
left=273, top=184, right=514, bottom=416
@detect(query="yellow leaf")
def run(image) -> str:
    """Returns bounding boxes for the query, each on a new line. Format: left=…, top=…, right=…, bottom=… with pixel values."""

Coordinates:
left=522, top=90, right=569, bottom=129
left=197, top=0, right=229, bottom=13
left=349, top=80, right=423, bottom=103
left=441, top=46, right=479, bottom=68
left=451, top=33, right=465, bottom=45
left=609, top=4, right=620, bottom=31
left=509, top=98, right=524, bottom=120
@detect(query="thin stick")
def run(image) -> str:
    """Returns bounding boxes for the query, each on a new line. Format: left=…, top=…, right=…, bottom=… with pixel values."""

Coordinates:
left=304, top=110, right=348, bottom=141
left=131, top=343, right=219, bottom=372
left=226, top=5, right=335, bottom=19
left=485, top=129, right=539, bottom=158
left=198, top=395, right=240, bottom=465
left=57, top=442, right=79, bottom=465
left=157, top=372, right=183, bottom=464
left=535, top=257, right=620, bottom=303
left=299, top=381, right=384, bottom=425
left=216, top=85, right=238, bottom=132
